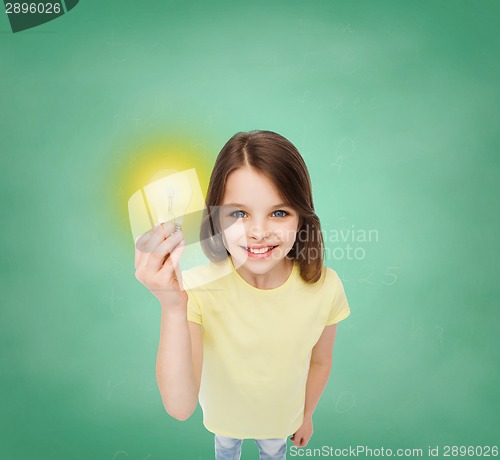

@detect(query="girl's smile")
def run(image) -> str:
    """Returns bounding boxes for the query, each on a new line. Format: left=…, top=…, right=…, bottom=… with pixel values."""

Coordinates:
left=242, top=244, right=279, bottom=258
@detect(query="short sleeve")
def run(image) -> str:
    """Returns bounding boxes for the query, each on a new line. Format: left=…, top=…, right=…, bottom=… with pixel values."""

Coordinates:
left=325, top=271, right=351, bottom=326
left=186, top=291, right=202, bottom=325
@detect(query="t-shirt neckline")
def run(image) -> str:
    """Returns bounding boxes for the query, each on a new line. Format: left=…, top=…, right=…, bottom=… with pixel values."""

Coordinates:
left=227, top=256, right=298, bottom=293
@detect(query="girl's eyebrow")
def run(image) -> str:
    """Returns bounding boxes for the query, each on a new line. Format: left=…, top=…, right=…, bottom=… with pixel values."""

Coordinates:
left=223, top=202, right=290, bottom=209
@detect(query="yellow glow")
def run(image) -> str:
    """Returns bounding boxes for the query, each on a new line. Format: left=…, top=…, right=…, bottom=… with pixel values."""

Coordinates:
left=128, top=168, right=206, bottom=243
left=106, top=132, right=215, bottom=244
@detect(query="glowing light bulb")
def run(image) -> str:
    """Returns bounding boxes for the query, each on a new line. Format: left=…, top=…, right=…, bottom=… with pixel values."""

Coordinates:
left=128, top=168, right=202, bottom=243
left=144, top=170, right=193, bottom=232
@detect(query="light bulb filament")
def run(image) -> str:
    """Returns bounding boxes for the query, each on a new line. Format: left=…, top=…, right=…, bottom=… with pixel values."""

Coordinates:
left=167, top=186, right=182, bottom=232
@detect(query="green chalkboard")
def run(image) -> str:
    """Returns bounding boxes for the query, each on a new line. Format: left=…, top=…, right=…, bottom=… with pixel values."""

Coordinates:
left=1, top=1, right=498, bottom=458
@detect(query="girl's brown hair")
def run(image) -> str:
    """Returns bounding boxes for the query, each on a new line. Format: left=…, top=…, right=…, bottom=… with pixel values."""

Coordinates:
left=200, top=130, right=325, bottom=283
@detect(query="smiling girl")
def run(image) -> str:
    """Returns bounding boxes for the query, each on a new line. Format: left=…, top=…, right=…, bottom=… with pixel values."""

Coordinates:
left=134, top=130, right=351, bottom=460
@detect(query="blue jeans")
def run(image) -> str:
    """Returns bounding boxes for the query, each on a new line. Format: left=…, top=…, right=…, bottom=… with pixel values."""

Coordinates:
left=215, top=434, right=287, bottom=460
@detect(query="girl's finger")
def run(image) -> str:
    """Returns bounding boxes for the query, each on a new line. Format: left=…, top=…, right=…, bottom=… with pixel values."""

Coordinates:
left=146, top=222, right=177, bottom=253
left=160, top=237, right=186, bottom=289
left=146, top=230, right=184, bottom=273
left=134, top=242, right=148, bottom=270
left=135, top=225, right=155, bottom=250
left=167, top=236, right=185, bottom=268
left=137, top=221, right=176, bottom=254
left=135, top=222, right=177, bottom=270
left=135, top=242, right=151, bottom=271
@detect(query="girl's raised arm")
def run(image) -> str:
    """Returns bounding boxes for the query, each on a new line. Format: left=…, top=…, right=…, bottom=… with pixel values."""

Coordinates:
left=156, top=307, right=203, bottom=420
left=134, top=222, right=202, bottom=420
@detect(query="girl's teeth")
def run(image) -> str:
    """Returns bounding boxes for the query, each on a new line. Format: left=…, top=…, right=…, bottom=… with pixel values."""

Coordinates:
left=248, top=246, right=274, bottom=254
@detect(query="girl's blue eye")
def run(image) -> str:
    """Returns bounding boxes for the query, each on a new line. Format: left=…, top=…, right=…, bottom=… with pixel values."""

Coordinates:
left=230, top=210, right=289, bottom=218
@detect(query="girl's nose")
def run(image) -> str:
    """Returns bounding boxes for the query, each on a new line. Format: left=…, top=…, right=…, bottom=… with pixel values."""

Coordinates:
left=247, top=223, right=271, bottom=240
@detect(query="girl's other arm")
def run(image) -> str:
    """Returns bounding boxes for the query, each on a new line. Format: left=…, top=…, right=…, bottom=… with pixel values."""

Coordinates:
left=291, top=323, right=338, bottom=447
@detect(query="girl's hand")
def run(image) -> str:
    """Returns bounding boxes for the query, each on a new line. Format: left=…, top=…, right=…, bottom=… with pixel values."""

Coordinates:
left=290, top=416, right=313, bottom=448
left=134, top=222, right=187, bottom=309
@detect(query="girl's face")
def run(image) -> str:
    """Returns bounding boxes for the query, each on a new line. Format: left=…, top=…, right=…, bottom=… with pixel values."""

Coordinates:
left=219, top=166, right=300, bottom=282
